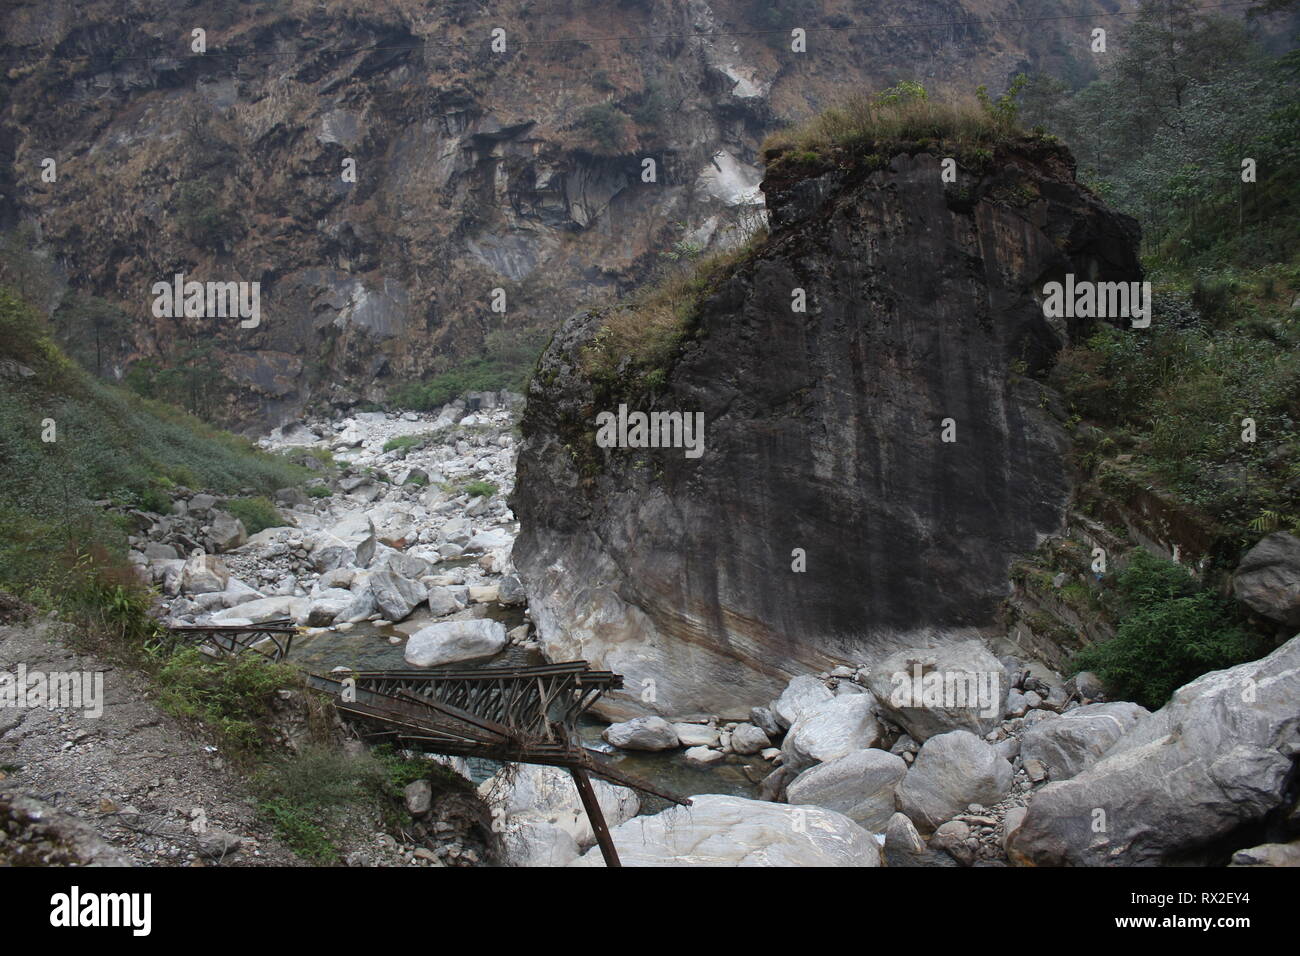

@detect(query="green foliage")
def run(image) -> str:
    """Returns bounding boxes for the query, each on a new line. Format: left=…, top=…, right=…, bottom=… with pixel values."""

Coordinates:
left=764, top=83, right=1036, bottom=167
left=0, top=285, right=310, bottom=613
left=382, top=435, right=423, bottom=453
left=462, top=480, right=498, bottom=498
left=1052, top=277, right=1300, bottom=530
left=1071, top=550, right=1270, bottom=708
left=575, top=102, right=628, bottom=154
left=254, top=744, right=467, bottom=864
left=175, top=178, right=238, bottom=250
left=222, top=496, right=284, bottom=535
left=306, top=485, right=333, bottom=499
left=389, top=328, right=549, bottom=411
left=1021, top=0, right=1297, bottom=267
left=155, top=648, right=300, bottom=761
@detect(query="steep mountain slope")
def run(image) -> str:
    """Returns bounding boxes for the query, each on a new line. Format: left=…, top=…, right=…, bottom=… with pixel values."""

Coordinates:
left=511, top=119, right=1143, bottom=718
left=1, top=0, right=1113, bottom=429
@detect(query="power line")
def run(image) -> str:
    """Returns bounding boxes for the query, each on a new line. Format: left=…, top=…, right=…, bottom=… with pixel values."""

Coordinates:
left=0, top=2, right=1264, bottom=68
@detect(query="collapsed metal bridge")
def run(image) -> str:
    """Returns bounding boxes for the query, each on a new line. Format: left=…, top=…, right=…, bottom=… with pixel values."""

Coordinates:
left=168, top=622, right=691, bottom=866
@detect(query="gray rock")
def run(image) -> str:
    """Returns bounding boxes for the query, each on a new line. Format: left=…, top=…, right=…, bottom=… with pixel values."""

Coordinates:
left=672, top=723, right=720, bottom=748
left=570, top=794, right=881, bottom=867
left=312, top=544, right=356, bottom=573
left=772, top=675, right=834, bottom=730
left=1229, top=840, right=1300, bottom=867
left=750, top=705, right=782, bottom=739
left=1001, top=806, right=1028, bottom=852
left=895, top=730, right=1014, bottom=832
left=781, top=694, right=883, bottom=770
left=195, top=828, right=244, bottom=861
left=866, top=641, right=1007, bottom=742
left=786, top=748, right=907, bottom=831
left=930, top=819, right=973, bottom=864
left=884, top=811, right=926, bottom=857
left=426, top=586, right=462, bottom=617
left=404, top=779, right=432, bottom=815
left=181, top=551, right=229, bottom=595
left=208, top=511, right=248, bottom=552
left=1009, top=635, right=1300, bottom=866
left=602, top=716, right=679, bottom=751
left=498, top=574, right=527, bottom=606
left=369, top=570, right=428, bottom=622
left=1233, top=532, right=1300, bottom=626
left=143, top=541, right=179, bottom=560
left=1020, top=701, right=1149, bottom=781
left=730, top=723, right=772, bottom=755
left=405, top=619, right=507, bottom=667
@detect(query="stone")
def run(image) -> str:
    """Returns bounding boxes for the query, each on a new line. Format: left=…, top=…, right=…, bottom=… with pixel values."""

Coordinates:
left=895, top=730, right=1014, bottom=833
left=498, top=574, right=527, bottom=606
left=305, top=596, right=351, bottom=626
left=195, top=828, right=244, bottom=861
left=1001, top=806, right=1028, bottom=852
left=468, top=584, right=500, bottom=604
left=930, top=820, right=972, bottom=864
left=404, top=779, right=432, bottom=815
left=772, top=675, right=834, bottom=730
left=672, top=723, right=720, bottom=747
left=1019, top=701, right=1149, bottom=781
left=1068, top=670, right=1107, bottom=700
left=1023, top=757, right=1048, bottom=783
left=208, top=511, right=247, bottom=552
left=465, top=528, right=513, bottom=554
left=781, top=694, right=882, bottom=771
left=426, top=586, right=461, bottom=617
left=884, top=811, right=926, bottom=857
left=569, top=794, right=882, bottom=867
left=143, top=541, right=179, bottom=560
left=181, top=551, right=229, bottom=595
left=602, top=716, right=679, bottom=751
left=750, top=705, right=782, bottom=739
left=785, top=748, right=907, bottom=831
left=1232, top=532, right=1300, bottom=626
left=1229, top=840, right=1300, bottom=867
left=311, top=544, right=355, bottom=573
left=1008, top=635, right=1300, bottom=866
left=369, top=570, right=428, bottom=621
left=684, top=746, right=724, bottom=765
left=730, top=723, right=772, bottom=755
left=865, top=640, right=1007, bottom=742
left=404, top=619, right=508, bottom=667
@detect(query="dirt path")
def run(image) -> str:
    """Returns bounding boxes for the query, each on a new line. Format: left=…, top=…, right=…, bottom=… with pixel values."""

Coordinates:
left=0, top=618, right=304, bottom=866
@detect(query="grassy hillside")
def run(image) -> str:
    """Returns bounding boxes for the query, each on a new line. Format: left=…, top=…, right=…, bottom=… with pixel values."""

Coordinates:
left=0, top=284, right=311, bottom=610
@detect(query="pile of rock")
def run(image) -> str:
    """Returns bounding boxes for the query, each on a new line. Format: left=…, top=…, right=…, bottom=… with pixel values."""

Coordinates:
left=148, top=396, right=535, bottom=668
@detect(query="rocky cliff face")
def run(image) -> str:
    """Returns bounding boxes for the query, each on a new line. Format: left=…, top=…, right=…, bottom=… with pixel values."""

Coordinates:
left=1, top=0, right=1111, bottom=429
left=512, top=136, right=1142, bottom=718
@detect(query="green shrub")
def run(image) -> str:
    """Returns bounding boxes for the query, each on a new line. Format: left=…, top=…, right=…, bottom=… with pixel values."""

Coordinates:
left=155, top=648, right=300, bottom=761
left=575, top=102, right=628, bottom=154
left=462, top=480, right=498, bottom=498
left=222, top=496, right=284, bottom=535
left=1071, top=550, right=1271, bottom=708
left=306, top=485, right=332, bottom=499
left=382, top=435, right=423, bottom=453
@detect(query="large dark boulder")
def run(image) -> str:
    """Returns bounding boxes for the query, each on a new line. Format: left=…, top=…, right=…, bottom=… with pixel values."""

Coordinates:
left=512, top=139, right=1142, bottom=717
